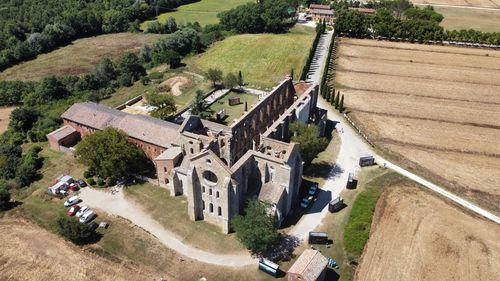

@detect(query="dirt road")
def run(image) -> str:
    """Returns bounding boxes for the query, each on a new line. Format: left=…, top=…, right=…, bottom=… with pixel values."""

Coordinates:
left=78, top=187, right=255, bottom=267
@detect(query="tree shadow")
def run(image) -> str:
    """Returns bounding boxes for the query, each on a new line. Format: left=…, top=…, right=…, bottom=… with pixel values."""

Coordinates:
left=1, top=200, right=23, bottom=211
left=262, top=234, right=301, bottom=263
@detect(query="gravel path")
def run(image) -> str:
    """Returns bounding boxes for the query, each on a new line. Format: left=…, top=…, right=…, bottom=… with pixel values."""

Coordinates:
left=78, top=188, right=255, bottom=267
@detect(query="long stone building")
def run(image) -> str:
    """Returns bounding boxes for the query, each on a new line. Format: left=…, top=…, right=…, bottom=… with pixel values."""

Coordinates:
left=48, top=78, right=327, bottom=233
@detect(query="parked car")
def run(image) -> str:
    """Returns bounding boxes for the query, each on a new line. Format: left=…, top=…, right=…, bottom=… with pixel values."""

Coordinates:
left=67, top=205, right=81, bottom=216
left=300, top=196, right=314, bottom=209
left=79, top=210, right=96, bottom=223
left=308, top=183, right=319, bottom=196
left=76, top=206, right=89, bottom=218
left=64, top=195, right=80, bottom=207
left=87, top=221, right=99, bottom=231
left=77, top=179, right=87, bottom=187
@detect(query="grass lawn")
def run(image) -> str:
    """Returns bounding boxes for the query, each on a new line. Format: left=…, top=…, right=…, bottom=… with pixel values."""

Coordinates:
left=124, top=182, right=246, bottom=254
left=186, top=25, right=316, bottom=89
left=436, top=7, right=500, bottom=32
left=141, top=0, right=252, bottom=29
left=0, top=33, right=163, bottom=81
left=208, top=90, right=260, bottom=124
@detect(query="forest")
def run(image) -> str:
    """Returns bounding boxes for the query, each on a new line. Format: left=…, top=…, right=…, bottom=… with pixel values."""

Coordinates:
left=0, top=0, right=197, bottom=71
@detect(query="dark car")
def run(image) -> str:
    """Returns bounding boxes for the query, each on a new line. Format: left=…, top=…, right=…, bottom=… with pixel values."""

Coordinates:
left=77, top=179, right=87, bottom=187
left=87, top=221, right=99, bottom=231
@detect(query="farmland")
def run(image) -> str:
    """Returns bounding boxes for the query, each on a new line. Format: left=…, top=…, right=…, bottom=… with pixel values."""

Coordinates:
left=412, top=0, right=500, bottom=8
left=335, top=38, right=500, bottom=215
left=0, top=33, right=162, bottom=81
left=141, top=0, right=252, bottom=29
left=436, top=7, right=500, bottom=32
left=354, top=185, right=500, bottom=281
left=187, top=25, right=315, bottom=89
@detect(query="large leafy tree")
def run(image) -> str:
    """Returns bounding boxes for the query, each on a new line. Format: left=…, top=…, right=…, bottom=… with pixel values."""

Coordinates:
left=0, top=185, right=11, bottom=211
left=75, top=128, right=150, bottom=180
left=231, top=199, right=279, bottom=254
left=146, top=91, right=177, bottom=120
left=189, top=90, right=212, bottom=119
left=290, top=122, right=328, bottom=165
left=117, top=52, right=146, bottom=81
left=56, top=216, right=95, bottom=245
left=206, top=68, right=223, bottom=87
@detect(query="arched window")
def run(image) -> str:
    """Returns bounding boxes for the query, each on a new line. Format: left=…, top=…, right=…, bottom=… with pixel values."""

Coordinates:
left=209, top=203, right=214, bottom=213
left=190, top=148, right=194, bottom=154
left=216, top=191, right=220, bottom=198
left=218, top=206, right=222, bottom=216
left=202, top=200, right=205, bottom=210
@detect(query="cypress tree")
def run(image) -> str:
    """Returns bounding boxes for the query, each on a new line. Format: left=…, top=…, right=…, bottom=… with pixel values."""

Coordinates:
left=325, top=86, right=330, bottom=101
left=330, top=88, right=335, bottom=105
left=334, top=91, right=340, bottom=109
left=339, top=94, right=344, bottom=112
left=245, top=100, right=248, bottom=111
left=290, top=68, right=294, bottom=80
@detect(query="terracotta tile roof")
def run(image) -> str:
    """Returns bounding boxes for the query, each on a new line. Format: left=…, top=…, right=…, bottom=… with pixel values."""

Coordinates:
left=61, top=102, right=126, bottom=130
left=46, top=125, right=77, bottom=141
left=288, top=249, right=328, bottom=281
left=309, top=4, right=331, bottom=10
left=115, top=114, right=180, bottom=148
left=310, top=9, right=334, bottom=16
left=155, top=146, right=182, bottom=160
left=258, top=182, right=285, bottom=205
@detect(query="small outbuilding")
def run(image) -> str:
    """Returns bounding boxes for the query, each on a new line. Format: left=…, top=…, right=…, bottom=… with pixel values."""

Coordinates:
left=46, top=125, right=80, bottom=151
left=288, top=249, right=328, bottom=281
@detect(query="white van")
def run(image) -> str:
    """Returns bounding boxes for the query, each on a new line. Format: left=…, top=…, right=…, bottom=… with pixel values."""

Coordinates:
left=64, top=195, right=79, bottom=207
left=79, top=210, right=96, bottom=223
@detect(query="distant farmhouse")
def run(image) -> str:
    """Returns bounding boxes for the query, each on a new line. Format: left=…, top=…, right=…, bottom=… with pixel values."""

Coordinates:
left=48, top=78, right=327, bottom=233
left=308, top=4, right=334, bottom=24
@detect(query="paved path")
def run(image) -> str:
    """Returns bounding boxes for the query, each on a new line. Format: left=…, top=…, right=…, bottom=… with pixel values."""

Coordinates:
left=414, top=3, right=500, bottom=11
left=79, top=188, right=255, bottom=267
left=305, top=31, right=333, bottom=84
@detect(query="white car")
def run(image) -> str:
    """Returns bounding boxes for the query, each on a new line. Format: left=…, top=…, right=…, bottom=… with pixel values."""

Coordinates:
left=64, top=195, right=79, bottom=207
left=76, top=206, right=89, bottom=218
left=79, top=210, right=96, bottom=223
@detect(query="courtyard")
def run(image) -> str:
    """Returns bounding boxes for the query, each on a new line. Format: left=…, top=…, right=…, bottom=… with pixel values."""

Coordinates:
left=208, top=90, right=260, bottom=124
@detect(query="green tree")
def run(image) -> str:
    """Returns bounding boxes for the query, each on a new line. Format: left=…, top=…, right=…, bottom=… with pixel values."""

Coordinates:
left=224, top=72, right=238, bottom=89
left=164, top=50, right=181, bottom=69
left=290, top=68, right=294, bottom=80
left=146, top=91, right=177, bottom=120
left=339, top=94, right=344, bottom=112
left=8, top=107, right=38, bottom=133
left=231, top=199, right=279, bottom=254
left=75, top=128, right=150, bottom=180
left=190, top=90, right=211, bottom=118
left=117, top=52, right=146, bottom=81
left=290, top=122, right=328, bottom=165
left=94, top=58, right=116, bottom=85
left=238, top=71, right=244, bottom=88
left=56, top=216, right=95, bottom=245
left=0, top=185, right=11, bottom=210
left=206, top=68, right=223, bottom=87
left=24, top=76, right=68, bottom=106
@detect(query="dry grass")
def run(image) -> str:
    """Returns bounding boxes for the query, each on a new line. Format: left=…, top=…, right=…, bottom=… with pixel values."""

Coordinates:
left=0, top=33, right=162, bottom=81
left=335, top=38, right=500, bottom=215
left=436, top=7, right=500, bottom=32
left=412, top=0, right=500, bottom=8
left=354, top=185, right=500, bottom=281
left=0, top=106, right=15, bottom=134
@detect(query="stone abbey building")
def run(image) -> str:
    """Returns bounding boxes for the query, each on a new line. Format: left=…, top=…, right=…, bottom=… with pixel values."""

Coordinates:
left=48, top=78, right=327, bottom=233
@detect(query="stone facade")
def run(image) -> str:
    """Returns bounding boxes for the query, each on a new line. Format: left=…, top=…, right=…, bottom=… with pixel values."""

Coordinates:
left=48, top=78, right=327, bottom=234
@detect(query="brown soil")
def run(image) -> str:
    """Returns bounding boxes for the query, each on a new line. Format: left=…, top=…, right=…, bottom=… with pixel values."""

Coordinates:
left=354, top=185, right=500, bottom=281
left=336, top=38, right=500, bottom=215
left=159, top=76, right=192, bottom=96
left=0, top=219, right=157, bottom=281
left=0, top=106, right=15, bottom=134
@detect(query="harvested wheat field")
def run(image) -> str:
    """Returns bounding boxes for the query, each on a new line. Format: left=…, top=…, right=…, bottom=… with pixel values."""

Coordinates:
left=0, top=33, right=162, bottom=81
left=412, top=0, right=500, bottom=8
left=0, top=219, right=156, bottom=281
left=354, top=185, right=500, bottom=281
left=336, top=38, right=500, bottom=215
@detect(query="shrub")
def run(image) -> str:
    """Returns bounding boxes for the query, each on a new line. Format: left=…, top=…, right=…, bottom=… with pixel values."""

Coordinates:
left=83, top=170, right=94, bottom=179
left=148, top=72, right=164, bottom=80
left=97, top=178, right=105, bottom=186
left=86, top=178, right=96, bottom=186
left=106, top=177, right=116, bottom=186
left=56, top=216, right=95, bottom=245
left=0, top=186, right=11, bottom=210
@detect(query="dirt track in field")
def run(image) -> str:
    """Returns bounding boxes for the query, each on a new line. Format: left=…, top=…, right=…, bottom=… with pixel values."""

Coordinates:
left=336, top=38, right=500, bottom=215
left=354, top=185, right=500, bottom=281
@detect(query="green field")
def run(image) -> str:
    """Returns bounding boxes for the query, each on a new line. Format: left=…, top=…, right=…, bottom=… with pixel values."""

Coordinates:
left=141, top=0, right=252, bottom=29
left=187, top=25, right=315, bottom=89
left=436, top=7, right=500, bottom=32
left=208, top=90, right=260, bottom=124
left=0, top=33, right=162, bottom=81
